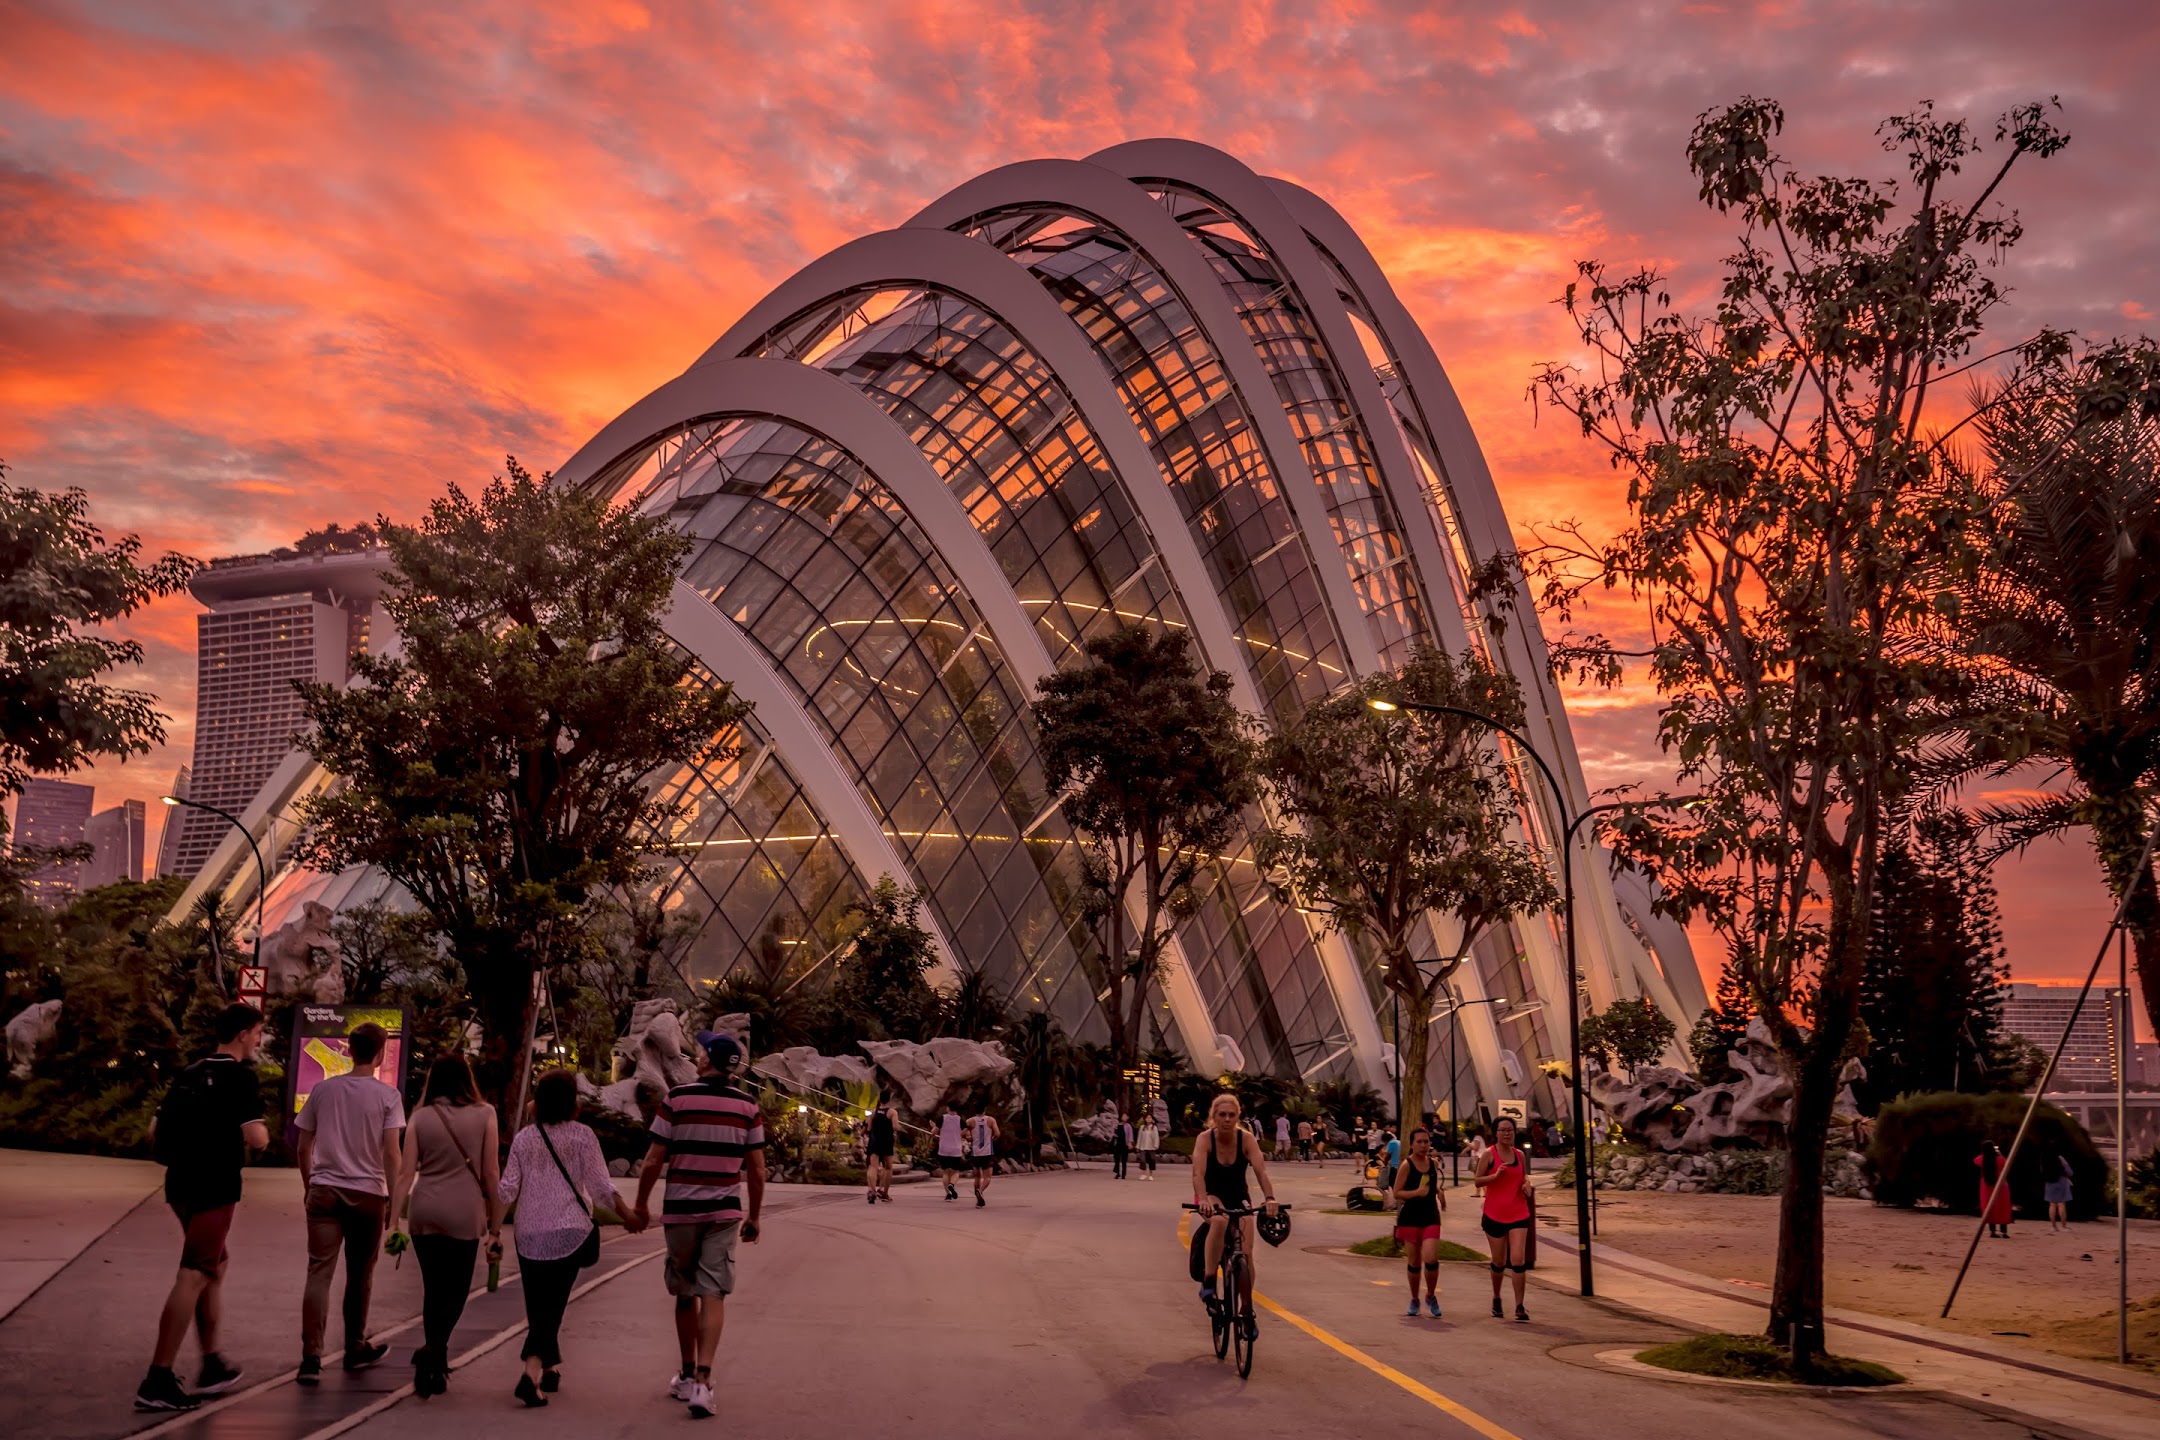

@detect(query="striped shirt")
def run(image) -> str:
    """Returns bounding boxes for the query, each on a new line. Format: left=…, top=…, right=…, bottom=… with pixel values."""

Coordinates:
left=648, top=1079, right=765, bottom=1224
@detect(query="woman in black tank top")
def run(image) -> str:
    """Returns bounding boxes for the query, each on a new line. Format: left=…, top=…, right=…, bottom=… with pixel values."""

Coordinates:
left=1390, top=1127, right=1448, bottom=1317
left=1189, top=1094, right=1278, bottom=1314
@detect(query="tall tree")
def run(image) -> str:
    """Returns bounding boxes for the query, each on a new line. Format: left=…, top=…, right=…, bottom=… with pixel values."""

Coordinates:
left=1860, top=812, right=2011, bottom=1101
left=1521, top=97, right=2138, bottom=1357
left=0, top=465, right=197, bottom=842
left=1256, top=649, right=1556, bottom=1126
left=1031, top=625, right=1256, bottom=1111
left=1951, top=361, right=2160, bottom=1040
left=827, top=875, right=944, bottom=1044
left=1688, top=956, right=1756, bottom=1079
left=296, top=460, right=749, bottom=1109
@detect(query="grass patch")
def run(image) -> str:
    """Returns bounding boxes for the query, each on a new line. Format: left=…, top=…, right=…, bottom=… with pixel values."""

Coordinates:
left=1347, top=1235, right=1487, bottom=1262
left=1635, top=1333, right=1903, bottom=1387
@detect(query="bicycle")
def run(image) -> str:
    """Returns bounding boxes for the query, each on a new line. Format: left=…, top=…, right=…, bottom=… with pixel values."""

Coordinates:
left=1184, top=1202, right=1290, bottom=1378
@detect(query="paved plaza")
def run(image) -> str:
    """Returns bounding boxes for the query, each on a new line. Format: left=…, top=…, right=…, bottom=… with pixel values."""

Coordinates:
left=4, top=1149, right=2155, bottom=1440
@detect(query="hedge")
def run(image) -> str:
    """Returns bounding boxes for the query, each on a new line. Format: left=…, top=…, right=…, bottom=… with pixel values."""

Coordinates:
left=1867, top=1091, right=2106, bottom=1220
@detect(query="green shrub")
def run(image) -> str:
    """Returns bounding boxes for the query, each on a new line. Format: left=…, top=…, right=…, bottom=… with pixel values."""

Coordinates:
left=1637, top=1332, right=1901, bottom=1386
left=580, top=1103, right=652, bottom=1165
left=1867, top=1091, right=2105, bottom=1219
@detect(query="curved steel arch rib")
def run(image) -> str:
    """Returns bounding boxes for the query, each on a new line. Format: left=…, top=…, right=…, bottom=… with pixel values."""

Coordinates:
left=1082, top=140, right=1477, bottom=664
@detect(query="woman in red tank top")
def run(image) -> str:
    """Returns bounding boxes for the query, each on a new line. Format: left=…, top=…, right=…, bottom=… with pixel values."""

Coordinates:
left=1472, top=1115, right=1535, bottom=1322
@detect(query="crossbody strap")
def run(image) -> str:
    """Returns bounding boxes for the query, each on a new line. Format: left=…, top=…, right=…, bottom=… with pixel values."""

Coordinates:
left=534, top=1122, right=592, bottom=1219
left=430, top=1103, right=491, bottom=1211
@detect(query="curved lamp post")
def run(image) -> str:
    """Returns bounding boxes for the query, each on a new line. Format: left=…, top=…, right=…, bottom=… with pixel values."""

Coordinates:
left=161, top=795, right=269, bottom=1000
left=1365, top=695, right=1595, bottom=1297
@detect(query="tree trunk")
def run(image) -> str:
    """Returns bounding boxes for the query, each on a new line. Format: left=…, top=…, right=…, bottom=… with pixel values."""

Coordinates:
left=2089, top=801, right=2160, bottom=1042
left=1399, top=983, right=1436, bottom=1129
left=473, top=959, right=536, bottom=1129
left=1767, top=1040, right=1839, bottom=1361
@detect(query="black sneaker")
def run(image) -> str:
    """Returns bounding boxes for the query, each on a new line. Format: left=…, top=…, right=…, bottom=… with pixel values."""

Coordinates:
left=975, top=1193, right=985, bottom=1208
left=344, top=1341, right=389, bottom=1372
left=195, top=1353, right=243, bottom=1395
left=296, top=1355, right=323, bottom=1386
left=134, top=1368, right=202, bottom=1412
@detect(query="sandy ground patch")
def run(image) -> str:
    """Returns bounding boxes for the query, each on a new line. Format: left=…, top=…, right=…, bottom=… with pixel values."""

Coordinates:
left=1571, top=1186, right=2160, bottom=1370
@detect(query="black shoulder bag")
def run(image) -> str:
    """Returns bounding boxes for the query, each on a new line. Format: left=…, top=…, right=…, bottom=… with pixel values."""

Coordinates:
left=535, top=1123, right=603, bottom=1268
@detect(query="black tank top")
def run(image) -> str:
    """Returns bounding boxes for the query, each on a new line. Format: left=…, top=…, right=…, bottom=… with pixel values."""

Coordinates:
left=1203, top=1131, right=1250, bottom=1207
left=1396, top=1156, right=1439, bottom=1226
left=868, top=1110, right=894, bottom=1149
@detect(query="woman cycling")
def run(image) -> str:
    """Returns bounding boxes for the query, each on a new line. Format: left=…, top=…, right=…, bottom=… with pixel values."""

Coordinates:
left=1190, top=1094, right=1280, bottom=1334
left=1473, top=1114, right=1534, bottom=1322
left=1391, top=1126, right=1447, bottom=1317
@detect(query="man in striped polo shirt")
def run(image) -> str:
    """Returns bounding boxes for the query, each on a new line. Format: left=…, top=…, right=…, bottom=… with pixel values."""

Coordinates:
left=634, top=1030, right=765, bottom=1421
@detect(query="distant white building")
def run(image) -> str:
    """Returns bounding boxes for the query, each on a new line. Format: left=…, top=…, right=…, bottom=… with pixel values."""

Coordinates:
left=2001, top=982, right=2129, bottom=1091
left=81, top=799, right=147, bottom=890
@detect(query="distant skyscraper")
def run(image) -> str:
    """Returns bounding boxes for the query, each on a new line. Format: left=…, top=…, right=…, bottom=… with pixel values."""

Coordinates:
left=12, top=777, right=95, bottom=907
left=166, top=542, right=393, bottom=879
left=2001, top=982, right=2129, bottom=1090
left=81, top=798, right=148, bottom=890
left=2133, top=1041, right=2160, bottom=1089
left=152, top=764, right=190, bottom=878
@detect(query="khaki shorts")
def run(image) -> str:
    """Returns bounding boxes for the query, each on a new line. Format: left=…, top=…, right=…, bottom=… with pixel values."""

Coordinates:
left=664, top=1220, right=739, bottom=1298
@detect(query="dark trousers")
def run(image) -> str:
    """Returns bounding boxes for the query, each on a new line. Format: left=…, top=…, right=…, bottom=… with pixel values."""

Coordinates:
left=303, top=1185, right=386, bottom=1357
left=1112, top=1140, right=1128, bottom=1178
left=411, top=1235, right=480, bottom=1357
left=1139, top=1148, right=1156, bottom=1173
left=518, top=1252, right=581, bottom=1368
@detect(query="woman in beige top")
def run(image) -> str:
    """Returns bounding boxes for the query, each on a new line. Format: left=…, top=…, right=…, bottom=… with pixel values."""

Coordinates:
left=389, top=1054, right=500, bottom=1398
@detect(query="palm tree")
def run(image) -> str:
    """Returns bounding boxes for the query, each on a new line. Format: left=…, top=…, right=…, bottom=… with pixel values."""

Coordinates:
left=942, top=965, right=1010, bottom=1041
left=1955, top=372, right=2160, bottom=1039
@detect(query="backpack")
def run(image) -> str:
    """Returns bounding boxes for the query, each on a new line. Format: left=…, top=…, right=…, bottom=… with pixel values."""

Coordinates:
left=152, top=1060, right=221, bottom=1168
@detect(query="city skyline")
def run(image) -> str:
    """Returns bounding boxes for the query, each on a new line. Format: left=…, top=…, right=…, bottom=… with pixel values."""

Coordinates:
left=3, top=3, right=2155, bottom=1028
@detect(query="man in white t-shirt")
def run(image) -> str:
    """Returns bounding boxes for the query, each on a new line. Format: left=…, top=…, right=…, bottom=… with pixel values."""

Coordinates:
left=293, top=1022, right=405, bottom=1382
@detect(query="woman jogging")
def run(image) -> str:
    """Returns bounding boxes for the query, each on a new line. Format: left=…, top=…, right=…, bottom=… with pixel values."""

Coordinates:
left=1136, top=1114, right=1161, bottom=1179
left=1391, top=1127, right=1446, bottom=1317
left=1473, top=1115, right=1533, bottom=1322
left=388, top=1055, right=499, bottom=1398
left=1975, top=1143, right=2014, bottom=1238
left=498, top=1070, right=638, bottom=1407
left=2044, top=1150, right=2074, bottom=1232
left=864, top=1092, right=895, bottom=1204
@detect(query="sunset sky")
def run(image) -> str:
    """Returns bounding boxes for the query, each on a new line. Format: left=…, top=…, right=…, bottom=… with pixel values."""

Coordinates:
left=4, top=1, right=2155, bottom=1026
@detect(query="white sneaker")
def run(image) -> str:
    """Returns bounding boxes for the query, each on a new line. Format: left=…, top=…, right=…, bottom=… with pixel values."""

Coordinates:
left=686, top=1379, right=715, bottom=1418
left=669, top=1372, right=695, bottom=1402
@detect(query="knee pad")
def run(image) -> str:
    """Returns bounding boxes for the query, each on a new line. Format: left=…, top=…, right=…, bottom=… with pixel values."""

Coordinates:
left=1423, top=1262, right=1440, bottom=1272
left=1508, top=1264, right=1529, bottom=1274
left=1489, top=1263, right=1504, bottom=1274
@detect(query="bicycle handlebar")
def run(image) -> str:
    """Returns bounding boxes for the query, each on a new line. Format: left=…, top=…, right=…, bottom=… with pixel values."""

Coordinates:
left=1181, top=1202, right=1292, bottom=1215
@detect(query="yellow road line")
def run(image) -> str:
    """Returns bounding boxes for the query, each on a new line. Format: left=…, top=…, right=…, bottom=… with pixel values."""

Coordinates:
left=1175, top=1211, right=1523, bottom=1440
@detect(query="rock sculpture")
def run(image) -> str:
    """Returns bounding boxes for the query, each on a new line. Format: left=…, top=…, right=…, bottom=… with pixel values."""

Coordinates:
left=753, top=1046, right=875, bottom=1096
left=1589, top=1018, right=1833, bottom=1153
left=596, top=1002, right=701, bottom=1118
left=855, top=1037, right=1017, bottom=1117
left=260, top=901, right=344, bottom=1002
left=1068, top=1102, right=1124, bottom=1142
left=7, top=998, right=61, bottom=1080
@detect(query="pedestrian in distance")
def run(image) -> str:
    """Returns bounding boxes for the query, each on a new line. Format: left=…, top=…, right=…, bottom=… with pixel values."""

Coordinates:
left=1392, top=1126, right=1448, bottom=1317
left=2044, top=1149, right=2074, bottom=1232
left=1466, top=1127, right=1490, bottom=1177
left=1382, top=1129, right=1401, bottom=1204
left=937, top=1105, right=967, bottom=1199
left=135, top=1002, right=269, bottom=1413
left=1136, top=1113, right=1161, bottom=1179
left=1473, top=1115, right=1534, bottom=1322
left=864, top=1090, right=896, bottom=1204
left=1296, top=1117, right=1314, bottom=1163
left=969, top=1106, right=999, bottom=1206
left=387, top=1054, right=501, bottom=1398
left=634, top=1031, right=764, bottom=1421
left=1273, top=1112, right=1291, bottom=1160
left=499, top=1068, right=639, bottom=1408
left=1112, top=1111, right=1131, bottom=1179
left=1976, top=1143, right=2014, bottom=1239
left=294, top=1021, right=404, bottom=1384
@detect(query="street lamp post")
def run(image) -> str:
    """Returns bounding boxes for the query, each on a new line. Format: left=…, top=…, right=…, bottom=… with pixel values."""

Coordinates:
left=162, top=795, right=270, bottom=1001
left=1435, top=987, right=1515, bottom=1185
left=1366, top=696, right=1595, bottom=1297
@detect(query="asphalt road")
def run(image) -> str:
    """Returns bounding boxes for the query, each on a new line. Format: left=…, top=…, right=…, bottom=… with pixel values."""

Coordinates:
left=1, top=1162, right=2106, bottom=1440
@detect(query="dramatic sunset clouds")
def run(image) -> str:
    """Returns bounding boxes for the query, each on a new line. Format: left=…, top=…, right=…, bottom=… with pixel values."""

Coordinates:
left=4, top=1, right=2155, bottom=1014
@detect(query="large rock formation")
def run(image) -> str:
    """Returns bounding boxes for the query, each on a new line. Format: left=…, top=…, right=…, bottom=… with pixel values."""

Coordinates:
left=753, top=1046, right=875, bottom=1095
left=260, top=902, right=343, bottom=1003
left=6, top=999, right=60, bottom=1080
left=596, top=1001, right=701, bottom=1118
left=856, top=1037, right=1016, bottom=1117
left=1589, top=1018, right=1862, bottom=1153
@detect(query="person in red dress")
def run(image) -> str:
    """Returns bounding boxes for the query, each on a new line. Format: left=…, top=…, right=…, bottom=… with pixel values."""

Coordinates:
left=1975, top=1144, right=2014, bottom=1238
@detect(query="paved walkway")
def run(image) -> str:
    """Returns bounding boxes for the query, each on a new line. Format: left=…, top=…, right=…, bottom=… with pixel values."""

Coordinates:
left=7, top=1148, right=2156, bottom=1440
left=0, top=1150, right=164, bottom=1321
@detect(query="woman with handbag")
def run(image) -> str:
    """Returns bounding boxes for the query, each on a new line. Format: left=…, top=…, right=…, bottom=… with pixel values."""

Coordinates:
left=497, top=1069, right=635, bottom=1407
left=388, top=1055, right=501, bottom=1397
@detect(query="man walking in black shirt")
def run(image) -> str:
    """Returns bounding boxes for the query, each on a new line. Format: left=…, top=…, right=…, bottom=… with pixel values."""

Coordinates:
left=135, top=1004, right=269, bottom=1412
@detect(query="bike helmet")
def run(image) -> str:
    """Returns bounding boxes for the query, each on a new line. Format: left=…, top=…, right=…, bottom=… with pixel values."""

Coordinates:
left=1256, top=1208, right=1292, bottom=1248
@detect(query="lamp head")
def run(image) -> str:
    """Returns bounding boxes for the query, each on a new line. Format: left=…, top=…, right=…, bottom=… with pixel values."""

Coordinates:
left=160, top=795, right=179, bottom=806
left=1366, top=697, right=1399, bottom=713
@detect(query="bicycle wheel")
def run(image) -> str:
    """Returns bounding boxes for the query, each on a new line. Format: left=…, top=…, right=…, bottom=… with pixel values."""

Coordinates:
left=1211, top=1261, right=1232, bottom=1358
left=1232, top=1256, right=1255, bottom=1377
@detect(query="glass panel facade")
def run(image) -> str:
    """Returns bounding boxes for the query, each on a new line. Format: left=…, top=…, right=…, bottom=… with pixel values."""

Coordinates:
left=1147, top=186, right=1433, bottom=670
left=957, top=208, right=1351, bottom=727
left=605, top=417, right=1107, bottom=1041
